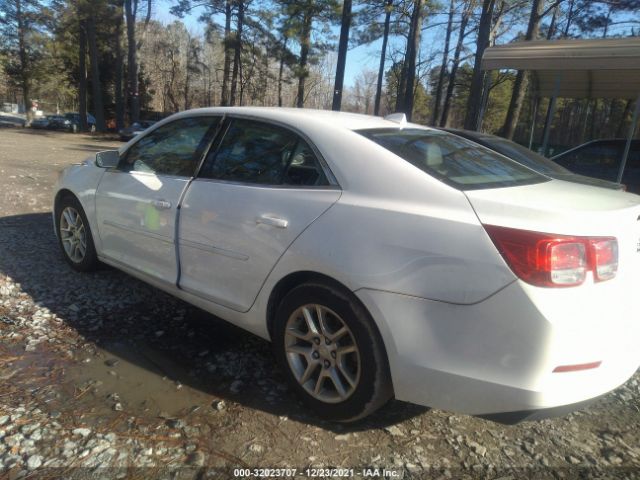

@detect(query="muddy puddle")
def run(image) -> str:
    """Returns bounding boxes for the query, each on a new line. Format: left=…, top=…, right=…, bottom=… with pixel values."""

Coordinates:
left=68, top=340, right=217, bottom=420
left=0, top=339, right=217, bottom=424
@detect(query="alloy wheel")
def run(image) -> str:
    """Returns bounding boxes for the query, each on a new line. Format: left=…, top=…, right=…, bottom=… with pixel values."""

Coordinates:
left=59, top=206, right=87, bottom=263
left=284, top=304, right=361, bottom=403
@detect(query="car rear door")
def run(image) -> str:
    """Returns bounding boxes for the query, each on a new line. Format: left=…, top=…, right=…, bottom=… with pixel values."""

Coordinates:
left=177, top=117, right=341, bottom=312
left=95, top=115, right=219, bottom=283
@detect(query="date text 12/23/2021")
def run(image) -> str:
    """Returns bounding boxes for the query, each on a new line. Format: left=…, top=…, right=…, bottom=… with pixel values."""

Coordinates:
left=233, top=468, right=403, bottom=478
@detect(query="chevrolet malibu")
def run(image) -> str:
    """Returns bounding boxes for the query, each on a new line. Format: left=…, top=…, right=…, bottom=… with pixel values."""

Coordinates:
left=53, top=107, right=640, bottom=423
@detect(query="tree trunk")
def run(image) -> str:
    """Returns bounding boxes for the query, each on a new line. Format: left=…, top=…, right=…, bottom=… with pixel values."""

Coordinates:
left=220, top=0, right=233, bottom=106
left=440, top=2, right=471, bottom=127
left=402, top=0, right=424, bottom=121
left=501, top=0, right=543, bottom=139
left=15, top=0, right=31, bottom=118
left=184, top=38, right=191, bottom=110
left=296, top=12, right=312, bottom=108
left=332, top=0, right=352, bottom=111
left=463, top=0, right=495, bottom=130
left=374, top=0, right=393, bottom=116
left=230, top=1, right=244, bottom=106
left=277, top=35, right=288, bottom=107
left=562, top=0, right=575, bottom=37
left=87, top=15, right=106, bottom=132
left=78, top=20, right=88, bottom=132
left=115, top=1, right=125, bottom=130
left=431, top=0, right=454, bottom=125
left=125, top=0, right=140, bottom=123
left=546, top=2, right=558, bottom=39
left=616, top=99, right=633, bottom=138
left=395, top=10, right=414, bottom=114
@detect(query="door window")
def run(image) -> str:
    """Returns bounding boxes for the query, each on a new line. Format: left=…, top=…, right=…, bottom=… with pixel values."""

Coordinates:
left=120, top=116, right=218, bottom=177
left=200, top=119, right=329, bottom=186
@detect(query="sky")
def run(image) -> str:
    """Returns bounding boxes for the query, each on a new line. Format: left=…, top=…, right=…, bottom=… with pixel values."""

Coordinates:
left=154, top=0, right=433, bottom=89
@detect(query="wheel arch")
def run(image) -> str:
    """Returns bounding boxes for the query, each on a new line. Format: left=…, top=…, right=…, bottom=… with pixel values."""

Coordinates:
left=54, top=188, right=77, bottom=209
left=53, top=188, right=78, bottom=231
left=266, top=272, right=345, bottom=339
left=265, top=271, right=391, bottom=369
left=53, top=188, right=100, bottom=253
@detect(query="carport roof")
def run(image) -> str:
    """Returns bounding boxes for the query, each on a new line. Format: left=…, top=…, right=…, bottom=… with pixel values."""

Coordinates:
left=481, top=37, right=640, bottom=98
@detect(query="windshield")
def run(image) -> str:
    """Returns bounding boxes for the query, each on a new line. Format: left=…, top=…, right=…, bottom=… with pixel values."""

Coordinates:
left=357, top=128, right=548, bottom=190
left=483, top=137, right=570, bottom=175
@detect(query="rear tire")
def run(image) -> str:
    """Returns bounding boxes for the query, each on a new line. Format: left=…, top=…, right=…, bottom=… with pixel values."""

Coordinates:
left=273, top=283, right=393, bottom=422
left=55, top=194, right=99, bottom=272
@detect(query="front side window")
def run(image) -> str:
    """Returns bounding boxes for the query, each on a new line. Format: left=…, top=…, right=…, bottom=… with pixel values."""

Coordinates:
left=200, top=118, right=329, bottom=186
left=120, top=116, right=217, bottom=177
left=358, top=128, right=547, bottom=190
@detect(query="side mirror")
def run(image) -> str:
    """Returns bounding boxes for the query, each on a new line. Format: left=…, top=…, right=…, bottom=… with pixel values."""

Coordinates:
left=95, top=150, right=120, bottom=168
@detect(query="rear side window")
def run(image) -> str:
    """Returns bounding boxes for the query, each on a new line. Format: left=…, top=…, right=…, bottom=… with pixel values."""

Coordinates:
left=358, top=128, right=547, bottom=190
left=199, top=118, right=329, bottom=186
left=120, top=116, right=217, bottom=177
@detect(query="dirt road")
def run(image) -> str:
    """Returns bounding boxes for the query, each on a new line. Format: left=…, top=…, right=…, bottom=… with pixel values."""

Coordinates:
left=0, top=127, right=639, bottom=479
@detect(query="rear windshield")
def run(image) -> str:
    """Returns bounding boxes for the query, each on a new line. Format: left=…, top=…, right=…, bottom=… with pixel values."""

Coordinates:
left=357, top=128, right=548, bottom=190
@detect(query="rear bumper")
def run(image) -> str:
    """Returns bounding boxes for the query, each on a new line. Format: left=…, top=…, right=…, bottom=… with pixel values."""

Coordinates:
left=356, top=281, right=640, bottom=417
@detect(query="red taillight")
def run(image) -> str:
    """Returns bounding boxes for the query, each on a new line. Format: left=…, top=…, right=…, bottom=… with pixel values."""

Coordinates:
left=590, top=238, right=618, bottom=281
left=484, top=225, right=617, bottom=288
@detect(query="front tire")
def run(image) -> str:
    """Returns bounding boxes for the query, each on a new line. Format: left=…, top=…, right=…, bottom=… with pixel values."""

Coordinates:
left=273, top=283, right=393, bottom=422
left=55, top=195, right=99, bottom=272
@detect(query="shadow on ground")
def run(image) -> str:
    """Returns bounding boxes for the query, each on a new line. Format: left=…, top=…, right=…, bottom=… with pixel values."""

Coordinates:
left=0, top=212, right=427, bottom=433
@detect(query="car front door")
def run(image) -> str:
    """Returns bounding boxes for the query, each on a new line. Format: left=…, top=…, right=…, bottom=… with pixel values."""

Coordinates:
left=177, top=117, right=341, bottom=312
left=95, top=115, right=219, bottom=283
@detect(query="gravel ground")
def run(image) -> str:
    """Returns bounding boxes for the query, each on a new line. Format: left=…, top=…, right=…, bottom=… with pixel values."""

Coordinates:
left=0, top=127, right=639, bottom=479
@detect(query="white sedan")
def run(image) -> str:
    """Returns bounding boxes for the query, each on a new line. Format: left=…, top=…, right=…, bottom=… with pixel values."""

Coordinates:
left=53, top=107, right=640, bottom=422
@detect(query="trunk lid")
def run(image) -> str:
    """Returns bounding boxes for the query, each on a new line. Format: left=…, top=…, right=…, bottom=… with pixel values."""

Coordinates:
left=465, top=179, right=640, bottom=287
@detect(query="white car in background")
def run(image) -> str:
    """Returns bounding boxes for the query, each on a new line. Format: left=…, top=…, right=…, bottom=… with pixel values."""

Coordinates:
left=53, top=107, right=640, bottom=423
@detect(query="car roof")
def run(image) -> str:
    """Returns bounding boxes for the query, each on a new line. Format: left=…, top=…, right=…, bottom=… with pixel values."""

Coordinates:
left=169, top=106, right=431, bottom=132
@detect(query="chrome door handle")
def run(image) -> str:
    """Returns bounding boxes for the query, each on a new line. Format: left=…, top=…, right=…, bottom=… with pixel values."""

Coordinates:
left=257, top=215, right=288, bottom=228
left=151, top=199, right=172, bottom=210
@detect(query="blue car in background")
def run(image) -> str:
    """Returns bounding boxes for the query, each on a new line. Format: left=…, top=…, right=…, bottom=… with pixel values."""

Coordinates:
left=63, top=113, right=97, bottom=133
left=552, top=139, right=640, bottom=194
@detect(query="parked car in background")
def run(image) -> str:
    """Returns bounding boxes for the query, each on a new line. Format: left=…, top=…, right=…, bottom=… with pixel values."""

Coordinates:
left=30, top=115, right=64, bottom=130
left=0, top=112, right=25, bottom=128
left=552, top=139, right=640, bottom=194
left=119, top=120, right=157, bottom=141
left=442, top=129, right=625, bottom=191
left=63, top=113, right=97, bottom=133
left=53, top=108, right=640, bottom=423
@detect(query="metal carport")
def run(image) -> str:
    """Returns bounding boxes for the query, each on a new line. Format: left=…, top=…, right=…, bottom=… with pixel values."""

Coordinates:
left=481, top=37, right=640, bottom=184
